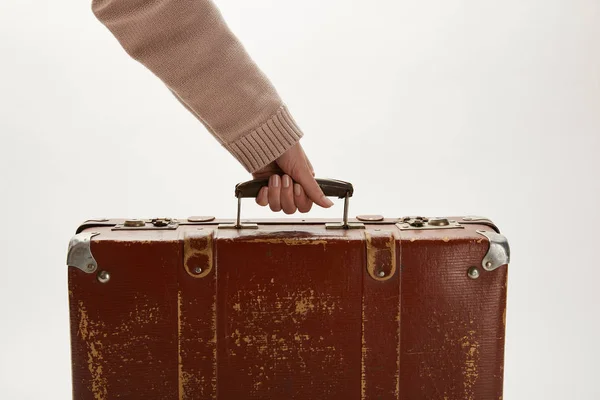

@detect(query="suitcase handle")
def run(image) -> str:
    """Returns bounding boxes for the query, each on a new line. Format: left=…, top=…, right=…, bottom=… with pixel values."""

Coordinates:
left=222, top=178, right=362, bottom=230
left=235, top=178, right=353, bottom=199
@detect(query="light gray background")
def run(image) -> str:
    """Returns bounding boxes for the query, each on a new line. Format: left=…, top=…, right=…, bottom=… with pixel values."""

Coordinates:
left=1, top=0, right=599, bottom=398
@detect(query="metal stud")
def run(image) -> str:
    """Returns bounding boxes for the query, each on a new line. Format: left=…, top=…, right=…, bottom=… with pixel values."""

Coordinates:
left=194, top=267, right=203, bottom=274
left=97, top=270, right=110, bottom=283
left=485, top=261, right=493, bottom=268
left=467, top=267, right=480, bottom=280
left=377, top=270, right=386, bottom=278
left=86, top=264, right=96, bottom=272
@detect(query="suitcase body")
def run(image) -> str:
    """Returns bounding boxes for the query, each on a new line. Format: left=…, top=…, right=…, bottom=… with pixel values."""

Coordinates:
left=67, top=210, right=509, bottom=399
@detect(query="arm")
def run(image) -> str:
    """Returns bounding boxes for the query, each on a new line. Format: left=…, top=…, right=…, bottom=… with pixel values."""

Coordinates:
left=92, top=0, right=332, bottom=210
left=92, top=0, right=301, bottom=173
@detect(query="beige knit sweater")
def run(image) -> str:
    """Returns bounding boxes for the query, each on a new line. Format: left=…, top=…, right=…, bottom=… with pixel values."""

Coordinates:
left=92, top=0, right=303, bottom=173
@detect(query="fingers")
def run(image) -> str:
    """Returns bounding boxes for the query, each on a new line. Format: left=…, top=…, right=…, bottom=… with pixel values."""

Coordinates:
left=255, top=186, right=268, bottom=206
left=280, top=175, right=297, bottom=214
left=294, top=183, right=313, bottom=213
left=291, top=162, right=333, bottom=208
left=254, top=175, right=312, bottom=214
left=267, top=174, right=281, bottom=212
left=274, top=143, right=331, bottom=208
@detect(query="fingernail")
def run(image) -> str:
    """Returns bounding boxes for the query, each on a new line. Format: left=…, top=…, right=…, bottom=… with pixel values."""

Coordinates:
left=322, top=196, right=334, bottom=207
left=294, top=184, right=302, bottom=196
left=271, top=175, right=279, bottom=188
left=283, top=175, right=290, bottom=188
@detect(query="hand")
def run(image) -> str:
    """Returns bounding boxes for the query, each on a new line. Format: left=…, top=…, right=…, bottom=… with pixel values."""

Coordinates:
left=252, top=143, right=334, bottom=214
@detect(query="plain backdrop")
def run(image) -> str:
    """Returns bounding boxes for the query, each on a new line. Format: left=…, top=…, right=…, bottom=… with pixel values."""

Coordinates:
left=1, top=0, right=599, bottom=398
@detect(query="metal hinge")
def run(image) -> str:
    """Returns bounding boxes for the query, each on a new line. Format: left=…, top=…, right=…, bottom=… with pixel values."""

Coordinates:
left=476, top=230, right=510, bottom=271
left=66, top=232, right=100, bottom=273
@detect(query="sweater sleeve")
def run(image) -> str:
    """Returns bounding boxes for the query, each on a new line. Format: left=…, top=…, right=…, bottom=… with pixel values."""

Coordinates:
left=91, top=0, right=304, bottom=172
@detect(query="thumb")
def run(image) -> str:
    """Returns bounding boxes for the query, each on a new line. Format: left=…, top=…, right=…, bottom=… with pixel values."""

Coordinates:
left=290, top=162, right=334, bottom=208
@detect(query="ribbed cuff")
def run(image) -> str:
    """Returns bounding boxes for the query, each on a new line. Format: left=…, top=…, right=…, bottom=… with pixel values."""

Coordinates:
left=226, top=105, right=304, bottom=173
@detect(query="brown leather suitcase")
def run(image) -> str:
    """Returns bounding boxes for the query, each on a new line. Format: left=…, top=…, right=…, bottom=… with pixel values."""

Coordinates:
left=67, top=179, right=510, bottom=400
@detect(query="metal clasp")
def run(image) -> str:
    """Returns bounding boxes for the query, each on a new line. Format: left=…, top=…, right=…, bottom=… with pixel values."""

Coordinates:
left=396, top=217, right=463, bottom=230
left=112, top=218, right=179, bottom=230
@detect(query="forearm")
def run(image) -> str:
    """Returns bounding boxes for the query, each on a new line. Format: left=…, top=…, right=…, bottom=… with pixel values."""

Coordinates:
left=92, top=0, right=303, bottom=172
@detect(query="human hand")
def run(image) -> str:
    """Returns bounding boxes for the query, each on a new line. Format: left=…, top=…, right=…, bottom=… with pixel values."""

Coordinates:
left=251, top=143, right=333, bottom=214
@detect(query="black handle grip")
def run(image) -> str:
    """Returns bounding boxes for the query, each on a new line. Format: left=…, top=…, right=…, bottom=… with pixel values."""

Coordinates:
left=235, top=178, right=353, bottom=199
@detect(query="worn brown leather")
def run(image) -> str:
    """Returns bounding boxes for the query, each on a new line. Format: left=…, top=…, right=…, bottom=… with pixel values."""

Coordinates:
left=68, top=219, right=507, bottom=399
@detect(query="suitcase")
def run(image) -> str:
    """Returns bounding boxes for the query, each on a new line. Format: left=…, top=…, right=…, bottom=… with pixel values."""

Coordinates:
left=66, top=179, right=510, bottom=400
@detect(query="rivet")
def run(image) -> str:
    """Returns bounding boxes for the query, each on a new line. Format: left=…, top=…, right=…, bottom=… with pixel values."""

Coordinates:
left=86, top=264, right=95, bottom=272
left=97, top=270, right=110, bottom=283
left=377, top=270, right=386, bottom=278
left=467, top=267, right=480, bottom=280
left=485, top=261, right=493, bottom=268
left=194, top=267, right=203, bottom=274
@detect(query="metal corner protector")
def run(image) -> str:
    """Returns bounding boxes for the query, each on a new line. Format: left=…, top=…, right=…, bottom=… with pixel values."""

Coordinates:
left=476, top=230, right=510, bottom=271
left=66, top=232, right=100, bottom=273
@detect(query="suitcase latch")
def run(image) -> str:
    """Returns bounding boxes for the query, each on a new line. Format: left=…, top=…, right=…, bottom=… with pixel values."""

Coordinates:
left=396, top=217, right=463, bottom=230
left=111, top=218, right=180, bottom=230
